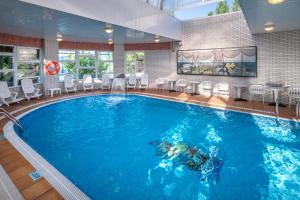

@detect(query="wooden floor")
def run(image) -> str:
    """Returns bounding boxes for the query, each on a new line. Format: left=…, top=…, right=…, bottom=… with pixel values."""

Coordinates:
left=0, top=89, right=299, bottom=200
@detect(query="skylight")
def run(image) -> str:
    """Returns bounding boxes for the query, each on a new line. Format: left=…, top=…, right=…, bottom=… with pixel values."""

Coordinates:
left=144, top=0, right=241, bottom=20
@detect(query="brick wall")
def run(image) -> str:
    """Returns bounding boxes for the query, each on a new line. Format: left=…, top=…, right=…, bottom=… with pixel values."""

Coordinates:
left=0, top=33, right=43, bottom=48
left=59, top=41, right=114, bottom=51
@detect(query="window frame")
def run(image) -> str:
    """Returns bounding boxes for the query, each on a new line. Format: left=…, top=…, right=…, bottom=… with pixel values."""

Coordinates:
left=125, top=51, right=145, bottom=75
left=0, top=44, right=42, bottom=87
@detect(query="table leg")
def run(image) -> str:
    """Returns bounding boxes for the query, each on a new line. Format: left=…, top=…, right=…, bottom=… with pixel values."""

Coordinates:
left=168, top=82, right=176, bottom=93
left=190, top=84, right=198, bottom=96
left=51, top=90, right=53, bottom=97
left=234, top=87, right=247, bottom=101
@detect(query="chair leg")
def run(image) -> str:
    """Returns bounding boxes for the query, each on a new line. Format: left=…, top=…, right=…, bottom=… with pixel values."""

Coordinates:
left=263, top=96, right=264, bottom=104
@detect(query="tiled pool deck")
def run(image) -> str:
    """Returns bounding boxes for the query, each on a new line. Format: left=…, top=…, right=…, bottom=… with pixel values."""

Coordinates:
left=0, top=89, right=299, bottom=199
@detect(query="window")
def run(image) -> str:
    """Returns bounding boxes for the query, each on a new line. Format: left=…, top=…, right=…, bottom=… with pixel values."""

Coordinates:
left=17, top=48, right=41, bottom=84
left=98, top=52, right=113, bottom=78
left=59, top=50, right=76, bottom=81
left=0, top=45, right=42, bottom=87
left=125, top=52, right=144, bottom=75
left=59, top=50, right=113, bottom=80
left=0, top=45, right=14, bottom=86
left=79, top=51, right=96, bottom=79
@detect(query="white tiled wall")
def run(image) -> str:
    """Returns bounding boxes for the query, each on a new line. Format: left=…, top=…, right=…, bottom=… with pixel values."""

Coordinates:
left=146, top=12, right=300, bottom=101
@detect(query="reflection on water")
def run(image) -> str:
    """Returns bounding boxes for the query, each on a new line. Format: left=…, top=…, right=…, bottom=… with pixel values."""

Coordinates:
left=253, top=116, right=298, bottom=143
left=263, top=144, right=300, bottom=199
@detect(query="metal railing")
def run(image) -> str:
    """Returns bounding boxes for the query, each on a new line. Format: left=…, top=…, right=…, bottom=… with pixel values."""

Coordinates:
left=0, top=108, right=23, bottom=131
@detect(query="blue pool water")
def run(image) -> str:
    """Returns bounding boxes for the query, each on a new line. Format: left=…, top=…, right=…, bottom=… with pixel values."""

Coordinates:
left=16, top=95, right=300, bottom=200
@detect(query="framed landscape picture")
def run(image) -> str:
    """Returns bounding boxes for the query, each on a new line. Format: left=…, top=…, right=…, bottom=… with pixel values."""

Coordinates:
left=177, top=46, right=257, bottom=77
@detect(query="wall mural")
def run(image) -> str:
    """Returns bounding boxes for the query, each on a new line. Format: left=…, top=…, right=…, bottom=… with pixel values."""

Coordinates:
left=177, top=46, right=257, bottom=77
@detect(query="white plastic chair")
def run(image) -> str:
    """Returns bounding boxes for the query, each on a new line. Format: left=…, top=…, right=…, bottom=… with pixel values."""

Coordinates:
left=83, top=74, right=94, bottom=92
left=176, top=79, right=188, bottom=92
left=139, top=74, right=148, bottom=90
left=127, top=74, right=137, bottom=90
left=156, top=78, right=166, bottom=90
left=213, top=82, right=230, bottom=97
left=21, top=79, right=42, bottom=101
left=64, top=75, right=77, bottom=94
left=288, top=87, right=300, bottom=108
left=198, top=81, right=213, bottom=96
left=0, top=81, right=24, bottom=106
left=101, top=74, right=111, bottom=90
left=249, top=84, right=268, bottom=104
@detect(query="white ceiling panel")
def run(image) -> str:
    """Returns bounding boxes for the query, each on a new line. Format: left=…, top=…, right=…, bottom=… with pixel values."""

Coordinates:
left=240, top=0, right=300, bottom=34
left=0, top=0, right=176, bottom=43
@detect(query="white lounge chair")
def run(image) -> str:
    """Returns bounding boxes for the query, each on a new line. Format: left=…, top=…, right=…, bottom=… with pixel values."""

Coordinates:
left=101, top=74, right=111, bottom=90
left=127, top=74, right=137, bottom=90
left=83, top=74, right=94, bottom=92
left=288, top=87, right=300, bottom=108
left=0, top=81, right=24, bottom=106
left=249, top=84, right=268, bottom=104
left=139, top=74, right=148, bottom=90
left=176, top=79, right=188, bottom=92
left=21, top=79, right=42, bottom=101
left=156, top=78, right=166, bottom=90
left=199, top=81, right=213, bottom=96
left=213, top=82, right=230, bottom=97
left=64, top=75, right=77, bottom=94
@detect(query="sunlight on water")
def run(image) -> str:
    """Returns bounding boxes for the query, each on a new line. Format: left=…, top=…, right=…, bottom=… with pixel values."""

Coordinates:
left=205, top=125, right=222, bottom=144
left=162, top=119, right=191, bottom=144
left=214, top=110, right=228, bottom=121
left=253, top=116, right=297, bottom=143
left=263, top=144, right=300, bottom=199
left=102, top=95, right=131, bottom=106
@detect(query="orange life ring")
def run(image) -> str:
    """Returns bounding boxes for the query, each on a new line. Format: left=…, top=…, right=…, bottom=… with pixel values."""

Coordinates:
left=45, top=61, right=60, bottom=75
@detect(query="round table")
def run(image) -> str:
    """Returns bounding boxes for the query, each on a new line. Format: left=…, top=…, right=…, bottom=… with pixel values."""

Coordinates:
left=233, top=84, right=248, bottom=101
left=189, top=81, right=200, bottom=96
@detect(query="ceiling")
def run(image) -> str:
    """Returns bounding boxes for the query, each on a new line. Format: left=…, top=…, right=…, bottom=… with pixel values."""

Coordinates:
left=0, top=0, right=175, bottom=44
left=240, top=0, right=300, bottom=34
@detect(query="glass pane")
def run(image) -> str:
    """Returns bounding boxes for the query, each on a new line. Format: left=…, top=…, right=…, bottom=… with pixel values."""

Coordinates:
left=98, top=61, right=113, bottom=75
left=0, top=45, right=14, bottom=53
left=59, top=50, right=76, bottom=61
left=99, top=52, right=113, bottom=61
left=79, top=51, right=95, bottom=56
left=18, top=48, right=40, bottom=61
left=0, top=71, right=14, bottom=86
left=0, top=56, right=13, bottom=70
left=79, top=69, right=96, bottom=79
left=125, top=52, right=144, bottom=74
left=80, top=56, right=95, bottom=67
left=59, top=62, right=76, bottom=75
left=17, top=63, right=40, bottom=79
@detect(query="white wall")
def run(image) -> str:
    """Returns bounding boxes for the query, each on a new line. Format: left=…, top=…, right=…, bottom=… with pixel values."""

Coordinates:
left=145, top=50, right=175, bottom=88
left=146, top=12, right=300, bottom=101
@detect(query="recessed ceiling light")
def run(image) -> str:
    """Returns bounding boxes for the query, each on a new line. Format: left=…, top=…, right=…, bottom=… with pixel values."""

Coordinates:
left=108, top=39, right=113, bottom=45
left=154, top=35, right=160, bottom=43
left=267, top=0, right=285, bottom=5
left=264, top=23, right=275, bottom=32
left=104, top=24, right=113, bottom=34
left=56, top=33, right=63, bottom=42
